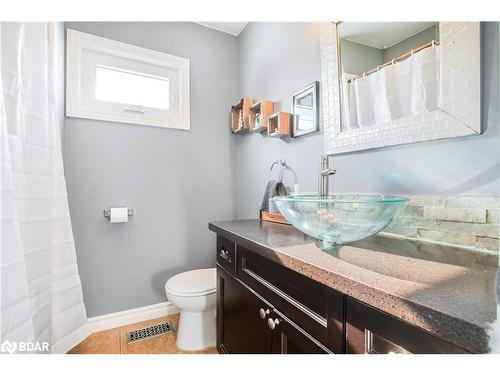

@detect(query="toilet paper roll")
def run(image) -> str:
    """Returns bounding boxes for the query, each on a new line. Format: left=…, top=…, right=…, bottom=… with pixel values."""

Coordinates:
left=110, top=207, right=129, bottom=223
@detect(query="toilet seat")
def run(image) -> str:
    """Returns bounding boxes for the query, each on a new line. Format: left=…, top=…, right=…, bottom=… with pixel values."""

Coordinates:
left=165, top=268, right=216, bottom=297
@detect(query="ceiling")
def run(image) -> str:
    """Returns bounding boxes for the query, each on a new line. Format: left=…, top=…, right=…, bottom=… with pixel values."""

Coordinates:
left=340, top=22, right=437, bottom=49
left=195, top=22, right=249, bottom=36
left=195, top=22, right=437, bottom=42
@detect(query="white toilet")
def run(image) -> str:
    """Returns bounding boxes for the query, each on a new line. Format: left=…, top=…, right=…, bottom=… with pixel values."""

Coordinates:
left=165, top=268, right=216, bottom=351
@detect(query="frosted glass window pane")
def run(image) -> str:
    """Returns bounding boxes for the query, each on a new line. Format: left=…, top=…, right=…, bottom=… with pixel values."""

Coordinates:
left=95, top=66, right=170, bottom=110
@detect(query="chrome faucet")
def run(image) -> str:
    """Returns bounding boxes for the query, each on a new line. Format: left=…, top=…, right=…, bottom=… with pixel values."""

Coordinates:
left=319, top=154, right=336, bottom=196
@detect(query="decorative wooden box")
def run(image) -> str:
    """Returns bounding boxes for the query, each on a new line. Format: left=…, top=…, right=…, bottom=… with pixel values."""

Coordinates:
left=231, top=98, right=255, bottom=134
left=249, top=100, right=274, bottom=133
left=267, top=112, right=291, bottom=137
left=260, top=210, right=290, bottom=225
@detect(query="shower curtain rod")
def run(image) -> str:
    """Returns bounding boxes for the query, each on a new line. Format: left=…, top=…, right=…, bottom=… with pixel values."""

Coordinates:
left=347, top=39, right=440, bottom=83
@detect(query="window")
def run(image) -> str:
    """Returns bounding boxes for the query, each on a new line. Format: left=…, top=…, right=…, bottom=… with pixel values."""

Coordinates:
left=66, top=29, right=190, bottom=129
left=94, top=66, right=170, bottom=110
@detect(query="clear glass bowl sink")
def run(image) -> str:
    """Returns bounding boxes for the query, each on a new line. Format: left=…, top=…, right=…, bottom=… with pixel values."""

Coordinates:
left=272, top=194, right=409, bottom=250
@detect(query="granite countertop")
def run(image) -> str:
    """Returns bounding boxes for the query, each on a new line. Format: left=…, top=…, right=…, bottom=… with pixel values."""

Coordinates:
left=209, top=219, right=499, bottom=353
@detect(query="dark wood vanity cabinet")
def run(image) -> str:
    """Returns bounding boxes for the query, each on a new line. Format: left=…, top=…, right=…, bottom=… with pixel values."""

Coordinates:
left=270, top=309, right=331, bottom=354
left=217, top=236, right=236, bottom=275
left=217, top=265, right=330, bottom=354
left=345, top=298, right=469, bottom=354
left=214, top=234, right=471, bottom=354
left=217, top=266, right=272, bottom=353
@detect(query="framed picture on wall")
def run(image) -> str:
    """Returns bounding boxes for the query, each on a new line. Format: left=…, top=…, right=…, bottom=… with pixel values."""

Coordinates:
left=291, top=81, right=320, bottom=138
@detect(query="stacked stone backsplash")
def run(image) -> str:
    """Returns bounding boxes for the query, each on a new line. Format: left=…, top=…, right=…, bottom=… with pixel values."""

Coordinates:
left=382, top=196, right=500, bottom=253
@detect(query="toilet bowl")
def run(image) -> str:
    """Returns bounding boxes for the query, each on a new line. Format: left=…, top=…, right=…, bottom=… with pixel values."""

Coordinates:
left=165, top=268, right=216, bottom=351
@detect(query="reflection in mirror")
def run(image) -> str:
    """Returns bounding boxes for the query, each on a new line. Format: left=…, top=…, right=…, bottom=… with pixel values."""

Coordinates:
left=339, top=22, right=440, bottom=131
left=291, top=81, right=319, bottom=137
left=321, top=22, right=481, bottom=155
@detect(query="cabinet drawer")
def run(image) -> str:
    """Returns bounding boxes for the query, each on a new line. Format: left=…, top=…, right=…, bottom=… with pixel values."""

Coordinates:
left=346, top=297, right=469, bottom=354
left=236, top=245, right=343, bottom=351
left=217, top=236, right=236, bottom=275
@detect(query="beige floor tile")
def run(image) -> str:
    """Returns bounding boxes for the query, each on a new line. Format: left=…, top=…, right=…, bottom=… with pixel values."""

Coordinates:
left=69, top=313, right=217, bottom=354
left=69, top=327, right=121, bottom=354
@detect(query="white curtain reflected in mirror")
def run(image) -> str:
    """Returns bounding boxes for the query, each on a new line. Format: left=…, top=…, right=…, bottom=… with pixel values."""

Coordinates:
left=343, top=44, right=441, bottom=130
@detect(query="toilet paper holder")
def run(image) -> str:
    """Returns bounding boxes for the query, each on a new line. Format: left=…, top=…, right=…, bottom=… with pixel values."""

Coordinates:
left=103, top=208, right=134, bottom=220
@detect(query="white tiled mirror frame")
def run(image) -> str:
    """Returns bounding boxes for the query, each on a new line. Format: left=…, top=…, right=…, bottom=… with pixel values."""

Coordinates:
left=320, top=22, right=482, bottom=155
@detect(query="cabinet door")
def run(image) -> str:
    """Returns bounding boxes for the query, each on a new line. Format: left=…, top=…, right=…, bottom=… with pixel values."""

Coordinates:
left=270, top=310, right=332, bottom=354
left=217, top=266, right=273, bottom=354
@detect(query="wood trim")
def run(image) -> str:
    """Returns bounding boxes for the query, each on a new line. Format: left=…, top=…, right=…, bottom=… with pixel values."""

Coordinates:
left=260, top=210, right=290, bottom=225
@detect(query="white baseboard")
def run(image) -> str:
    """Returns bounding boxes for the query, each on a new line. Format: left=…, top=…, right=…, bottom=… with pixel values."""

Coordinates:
left=87, top=302, right=180, bottom=334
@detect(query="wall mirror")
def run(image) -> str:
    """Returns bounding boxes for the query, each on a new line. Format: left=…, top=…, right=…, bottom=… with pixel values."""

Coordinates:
left=291, top=81, right=319, bottom=137
left=320, top=22, right=481, bottom=154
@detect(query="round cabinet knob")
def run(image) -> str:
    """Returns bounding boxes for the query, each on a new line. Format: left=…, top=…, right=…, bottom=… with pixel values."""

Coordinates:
left=259, top=308, right=270, bottom=319
left=267, top=318, right=280, bottom=330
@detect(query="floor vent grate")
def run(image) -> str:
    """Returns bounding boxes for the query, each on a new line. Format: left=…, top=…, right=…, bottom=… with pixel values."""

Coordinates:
left=126, top=321, right=175, bottom=344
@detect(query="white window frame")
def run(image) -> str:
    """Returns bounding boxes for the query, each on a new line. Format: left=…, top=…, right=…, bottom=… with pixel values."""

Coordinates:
left=66, top=29, right=190, bottom=130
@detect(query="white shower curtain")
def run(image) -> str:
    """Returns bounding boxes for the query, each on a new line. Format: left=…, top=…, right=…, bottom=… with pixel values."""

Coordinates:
left=1, top=23, right=89, bottom=353
left=344, top=45, right=441, bottom=129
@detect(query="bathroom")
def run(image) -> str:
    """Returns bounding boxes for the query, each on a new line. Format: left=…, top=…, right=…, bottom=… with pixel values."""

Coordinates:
left=1, top=0, right=500, bottom=372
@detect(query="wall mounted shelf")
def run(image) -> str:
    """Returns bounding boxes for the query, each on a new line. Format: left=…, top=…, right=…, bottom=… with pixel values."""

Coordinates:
left=267, top=112, right=291, bottom=138
left=249, top=100, right=274, bottom=133
left=231, top=98, right=255, bottom=134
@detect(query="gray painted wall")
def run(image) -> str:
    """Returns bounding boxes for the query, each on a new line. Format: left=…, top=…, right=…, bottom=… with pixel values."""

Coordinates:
left=64, top=22, right=239, bottom=317
left=340, top=25, right=438, bottom=75
left=236, top=23, right=324, bottom=219
left=340, top=39, right=384, bottom=75
left=235, top=22, right=499, bottom=220
left=386, top=25, right=438, bottom=60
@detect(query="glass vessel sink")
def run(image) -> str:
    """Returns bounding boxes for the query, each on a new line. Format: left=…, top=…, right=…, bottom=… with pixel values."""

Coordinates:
left=272, top=194, right=409, bottom=250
